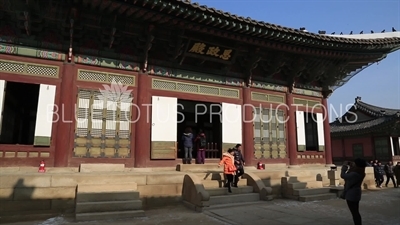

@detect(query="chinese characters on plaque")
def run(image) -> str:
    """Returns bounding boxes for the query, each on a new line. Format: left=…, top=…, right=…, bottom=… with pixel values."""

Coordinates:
left=187, top=42, right=234, bottom=61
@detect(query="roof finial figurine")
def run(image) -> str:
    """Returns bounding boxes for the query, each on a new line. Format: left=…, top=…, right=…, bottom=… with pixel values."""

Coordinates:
left=393, top=27, right=397, bottom=32
left=370, top=30, right=374, bottom=34
left=331, top=32, right=335, bottom=35
left=381, top=29, right=385, bottom=33
left=359, top=31, right=363, bottom=34
left=350, top=31, right=353, bottom=35
left=340, top=32, right=343, bottom=35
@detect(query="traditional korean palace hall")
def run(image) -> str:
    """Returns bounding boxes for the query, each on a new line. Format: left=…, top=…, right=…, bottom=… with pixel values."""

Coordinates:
left=0, top=0, right=399, bottom=168
left=331, top=96, right=400, bottom=163
left=1, top=0, right=400, bottom=222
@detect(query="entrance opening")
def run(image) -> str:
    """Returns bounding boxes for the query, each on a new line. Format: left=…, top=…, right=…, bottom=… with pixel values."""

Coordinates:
left=0, top=81, right=40, bottom=145
left=392, top=137, right=400, bottom=155
left=177, top=99, right=222, bottom=160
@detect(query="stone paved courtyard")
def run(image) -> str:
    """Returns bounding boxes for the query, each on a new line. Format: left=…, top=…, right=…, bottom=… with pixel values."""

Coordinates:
left=5, top=187, right=400, bottom=225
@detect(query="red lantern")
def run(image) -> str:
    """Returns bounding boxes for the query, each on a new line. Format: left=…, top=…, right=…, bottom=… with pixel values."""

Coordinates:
left=257, top=162, right=265, bottom=170
left=38, top=160, right=46, bottom=173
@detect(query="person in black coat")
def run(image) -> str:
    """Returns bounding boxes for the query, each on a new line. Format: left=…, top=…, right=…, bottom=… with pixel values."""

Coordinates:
left=341, top=158, right=367, bottom=225
left=384, top=161, right=397, bottom=188
left=374, top=161, right=385, bottom=188
left=232, top=144, right=245, bottom=187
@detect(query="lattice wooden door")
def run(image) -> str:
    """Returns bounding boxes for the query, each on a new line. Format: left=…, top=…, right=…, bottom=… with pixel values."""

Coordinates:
left=73, top=89, right=132, bottom=158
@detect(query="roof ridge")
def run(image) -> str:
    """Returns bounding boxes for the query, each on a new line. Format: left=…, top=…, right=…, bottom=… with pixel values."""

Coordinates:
left=358, top=100, right=400, bottom=112
left=173, top=0, right=400, bottom=44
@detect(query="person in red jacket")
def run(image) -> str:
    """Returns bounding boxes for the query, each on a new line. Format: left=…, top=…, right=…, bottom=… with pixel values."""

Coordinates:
left=218, top=149, right=236, bottom=193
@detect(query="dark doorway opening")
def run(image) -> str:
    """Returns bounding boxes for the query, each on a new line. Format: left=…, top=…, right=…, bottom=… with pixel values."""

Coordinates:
left=0, top=81, right=40, bottom=145
left=177, top=99, right=222, bottom=160
left=392, top=137, right=400, bottom=155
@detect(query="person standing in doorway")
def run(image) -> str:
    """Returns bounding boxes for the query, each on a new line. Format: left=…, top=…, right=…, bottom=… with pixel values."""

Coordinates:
left=384, top=161, right=397, bottom=188
left=394, top=162, right=400, bottom=187
left=218, top=148, right=236, bottom=193
left=341, top=158, right=367, bottom=225
left=181, top=127, right=193, bottom=164
left=194, top=129, right=207, bottom=164
left=375, top=161, right=385, bottom=188
left=233, top=144, right=245, bottom=187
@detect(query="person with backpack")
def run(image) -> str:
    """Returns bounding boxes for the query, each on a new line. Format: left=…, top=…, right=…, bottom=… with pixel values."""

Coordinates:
left=195, top=129, right=207, bottom=164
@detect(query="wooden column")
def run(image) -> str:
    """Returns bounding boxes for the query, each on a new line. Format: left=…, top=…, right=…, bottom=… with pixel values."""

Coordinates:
left=134, top=73, right=151, bottom=167
left=242, top=87, right=254, bottom=165
left=54, top=63, right=76, bottom=167
left=322, top=97, right=333, bottom=165
left=286, top=92, right=298, bottom=165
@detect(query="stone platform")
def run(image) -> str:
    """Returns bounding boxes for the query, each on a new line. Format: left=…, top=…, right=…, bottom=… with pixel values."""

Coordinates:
left=0, top=163, right=378, bottom=223
left=6, top=188, right=400, bottom=225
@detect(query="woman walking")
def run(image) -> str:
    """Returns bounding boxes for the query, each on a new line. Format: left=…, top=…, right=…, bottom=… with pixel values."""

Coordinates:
left=218, top=149, right=236, bottom=193
left=340, top=158, right=367, bottom=225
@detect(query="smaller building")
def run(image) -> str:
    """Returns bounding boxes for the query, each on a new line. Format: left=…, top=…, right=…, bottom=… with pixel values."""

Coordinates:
left=330, top=96, right=400, bottom=163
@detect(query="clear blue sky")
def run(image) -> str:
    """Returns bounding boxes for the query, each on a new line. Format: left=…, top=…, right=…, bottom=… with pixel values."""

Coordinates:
left=195, top=0, right=400, bottom=121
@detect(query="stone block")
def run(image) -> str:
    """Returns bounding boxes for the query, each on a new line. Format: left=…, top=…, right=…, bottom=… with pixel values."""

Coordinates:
left=76, top=210, right=145, bottom=221
left=0, top=188, right=13, bottom=200
left=77, top=191, right=140, bottom=203
left=79, top=163, right=125, bottom=173
left=328, top=170, right=340, bottom=179
left=0, top=175, right=51, bottom=189
left=50, top=174, right=146, bottom=187
left=13, top=187, right=76, bottom=200
left=146, top=174, right=185, bottom=185
left=51, top=199, right=75, bottom=212
left=0, top=200, right=51, bottom=212
left=254, top=171, right=286, bottom=180
left=77, top=183, right=138, bottom=193
left=76, top=200, right=142, bottom=213
left=137, top=184, right=180, bottom=197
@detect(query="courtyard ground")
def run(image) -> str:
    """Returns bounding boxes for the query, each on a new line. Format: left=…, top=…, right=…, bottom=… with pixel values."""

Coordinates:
left=5, top=187, right=400, bottom=225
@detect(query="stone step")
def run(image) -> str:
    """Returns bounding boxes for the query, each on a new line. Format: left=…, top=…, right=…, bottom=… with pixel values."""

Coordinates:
left=196, top=172, right=224, bottom=181
left=76, top=210, right=145, bottom=221
left=282, top=176, right=318, bottom=183
left=298, top=193, right=337, bottom=202
left=177, top=164, right=221, bottom=172
left=177, top=164, right=257, bottom=172
left=0, top=210, right=63, bottom=224
left=79, top=163, right=125, bottom=173
left=203, top=179, right=247, bottom=188
left=77, top=183, right=138, bottom=193
left=76, top=200, right=142, bottom=214
left=77, top=191, right=140, bottom=203
left=209, top=193, right=259, bottom=205
left=288, top=181, right=323, bottom=189
left=207, top=186, right=254, bottom=196
left=293, top=187, right=331, bottom=196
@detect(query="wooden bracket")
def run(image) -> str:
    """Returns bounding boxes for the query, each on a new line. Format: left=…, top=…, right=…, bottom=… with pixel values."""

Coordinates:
left=109, top=15, right=117, bottom=49
left=142, top=24, right=155, bottom=72
left=244, top=48, right=261, bottom=87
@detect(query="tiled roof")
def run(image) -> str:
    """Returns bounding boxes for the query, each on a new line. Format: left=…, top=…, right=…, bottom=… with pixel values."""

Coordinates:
left=355, top=100, right=399, bottom=116
left=330, top=97, right=400, bottom=134
left=330, top=116, right=395, bottom=133
left=172, top=0, right=400, bottom=47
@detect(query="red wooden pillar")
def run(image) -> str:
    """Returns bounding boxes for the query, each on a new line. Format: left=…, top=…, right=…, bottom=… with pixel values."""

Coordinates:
left=286, top=93, right=298, bottom=165
left=134, top=73, right=151, bottom=167
left=54, top=63, right=76, bottom=167
left=242, top=87, right=254, bottom=165
left=322, top=98, right=333, bottom=165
